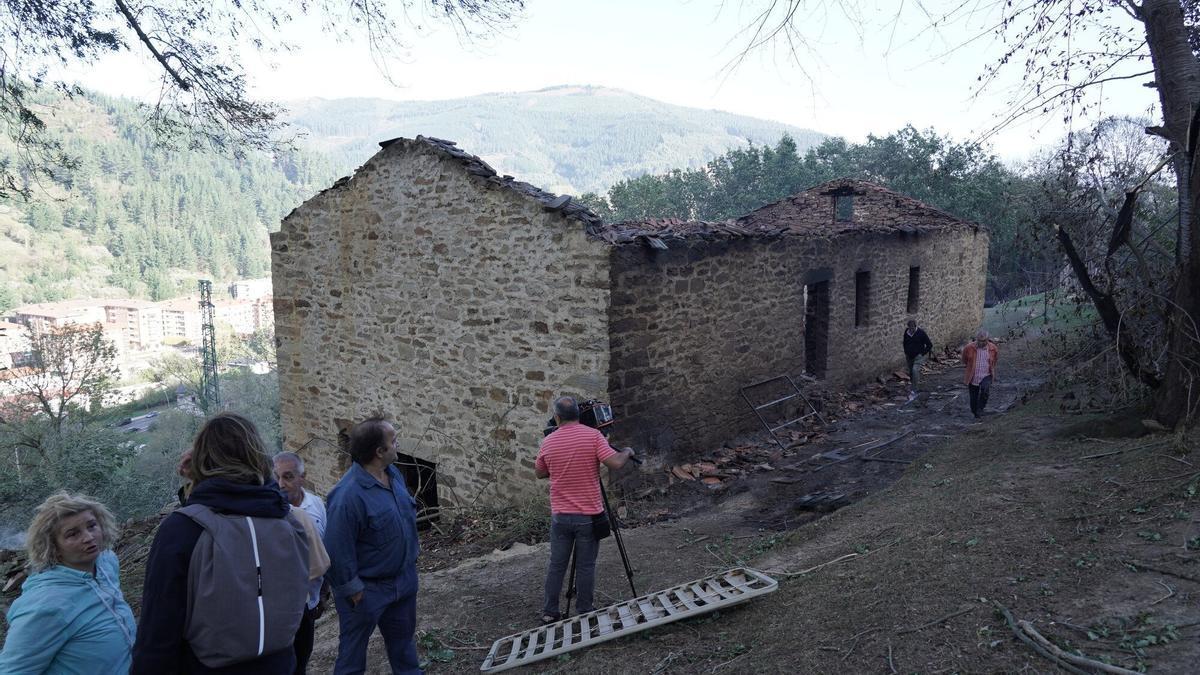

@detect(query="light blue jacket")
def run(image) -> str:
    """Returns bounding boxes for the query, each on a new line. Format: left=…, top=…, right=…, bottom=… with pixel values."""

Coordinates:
left=0, top=550, right=136, bottom=674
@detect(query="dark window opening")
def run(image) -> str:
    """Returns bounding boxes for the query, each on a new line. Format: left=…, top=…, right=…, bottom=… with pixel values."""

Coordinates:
left=835, top=195, right=854, bottom=222
left=907, top=267, right=921, bottom=314
left=335, top=420, right=352, bottom=474
left=395, top=453, right=439, bottom=527
left=804, top=281, right=830, bottom=378
left=855, top=271, right=871, bottom=327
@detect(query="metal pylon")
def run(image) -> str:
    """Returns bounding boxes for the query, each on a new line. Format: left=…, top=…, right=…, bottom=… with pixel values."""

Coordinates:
left=199, top=279, right=220, bottom=411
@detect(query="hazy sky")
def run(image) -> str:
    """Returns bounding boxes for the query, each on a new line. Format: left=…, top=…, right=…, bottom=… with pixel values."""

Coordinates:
left=81, top=0, right=1156, bottom=161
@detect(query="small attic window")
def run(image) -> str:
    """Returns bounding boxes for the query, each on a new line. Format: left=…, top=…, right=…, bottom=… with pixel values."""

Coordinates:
left=835, top=195, right=854, bottom=222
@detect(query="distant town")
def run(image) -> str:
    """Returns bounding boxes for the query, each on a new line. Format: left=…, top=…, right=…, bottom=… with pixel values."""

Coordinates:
left=0, top=278, right=274, bottom=380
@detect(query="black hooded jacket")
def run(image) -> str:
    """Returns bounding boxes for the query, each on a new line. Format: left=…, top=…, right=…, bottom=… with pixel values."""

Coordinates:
left=131, top=478, right=295, bottom=675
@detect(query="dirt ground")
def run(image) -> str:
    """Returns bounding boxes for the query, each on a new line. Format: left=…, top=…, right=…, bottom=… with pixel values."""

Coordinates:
left=304, top=326, right=1200, bottom=673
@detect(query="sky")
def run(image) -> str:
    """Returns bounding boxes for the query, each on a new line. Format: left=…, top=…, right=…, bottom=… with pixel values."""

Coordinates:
left=79, top=0, right=1159, bottom=162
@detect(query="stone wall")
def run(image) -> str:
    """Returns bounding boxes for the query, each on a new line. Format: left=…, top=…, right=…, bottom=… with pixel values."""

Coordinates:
left=271, top=141, right=612, bottom=502
left=606, top=227, right=988, bottom=458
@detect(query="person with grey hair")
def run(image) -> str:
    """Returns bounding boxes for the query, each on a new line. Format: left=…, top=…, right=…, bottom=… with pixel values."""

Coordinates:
left=962, top=329, right=999, bottom=419
left=274, top=451, right=329, bottom=674
left=0, top=491, right=136, bottom=673
left=536, top=396, right=635, bottom=624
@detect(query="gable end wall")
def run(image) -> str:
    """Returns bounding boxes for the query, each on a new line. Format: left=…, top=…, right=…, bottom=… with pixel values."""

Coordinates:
left=270, top=143, right=611, bottom=502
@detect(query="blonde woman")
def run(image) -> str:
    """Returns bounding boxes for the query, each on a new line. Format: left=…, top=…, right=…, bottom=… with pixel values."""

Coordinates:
left=0, top=492, right=137, bottom=674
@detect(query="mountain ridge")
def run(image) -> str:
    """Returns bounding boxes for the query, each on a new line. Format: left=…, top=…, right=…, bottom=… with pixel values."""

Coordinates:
left=284, top=85, right=825, bottom=194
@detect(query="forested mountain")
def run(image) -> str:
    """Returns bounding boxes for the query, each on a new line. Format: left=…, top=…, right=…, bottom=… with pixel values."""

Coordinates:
left=0, top=93, right=338, bottom=308
left=285, top=85, right=825, bottom=194
left=0, top=86, right=823, bottom=310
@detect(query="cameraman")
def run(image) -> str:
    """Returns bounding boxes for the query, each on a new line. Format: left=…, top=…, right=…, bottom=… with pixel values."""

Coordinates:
left=535, top=396, right=635, bottom=624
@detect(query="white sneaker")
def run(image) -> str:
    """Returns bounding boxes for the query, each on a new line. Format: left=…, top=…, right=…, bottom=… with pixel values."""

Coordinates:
left=907, top=391, right=917, bottom=402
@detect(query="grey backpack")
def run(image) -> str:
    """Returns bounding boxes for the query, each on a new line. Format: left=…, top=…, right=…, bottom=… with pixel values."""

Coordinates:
left=179, top=504, right=310, bottom=667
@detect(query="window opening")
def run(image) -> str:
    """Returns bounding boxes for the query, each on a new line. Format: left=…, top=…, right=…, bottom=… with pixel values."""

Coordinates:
left=835, top=195, right=854, bottom=222
left=907, top=267, right=921, bottom=314
left=854, top=271, right=871, bottom=327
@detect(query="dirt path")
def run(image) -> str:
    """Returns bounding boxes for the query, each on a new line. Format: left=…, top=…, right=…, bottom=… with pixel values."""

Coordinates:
left=312, top=344, right=1158, bottom=673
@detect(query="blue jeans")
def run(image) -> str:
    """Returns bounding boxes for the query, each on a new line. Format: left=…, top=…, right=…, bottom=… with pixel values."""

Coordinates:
left=543, top=514, right=600, bottom=616
left=333, top=578, right=422, bottom=675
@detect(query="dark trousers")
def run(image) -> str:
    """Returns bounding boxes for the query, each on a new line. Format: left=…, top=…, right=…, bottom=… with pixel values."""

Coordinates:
left=969, top=375, right=993, bottom=416
left=543, top=513, right=600, bottom=616
left=332, top=579, right=421, bottom=675
left=293, top=603, right=317, bottom=674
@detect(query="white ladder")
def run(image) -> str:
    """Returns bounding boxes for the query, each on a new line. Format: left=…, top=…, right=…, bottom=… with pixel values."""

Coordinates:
left=479, top=567, right=778, bottom=672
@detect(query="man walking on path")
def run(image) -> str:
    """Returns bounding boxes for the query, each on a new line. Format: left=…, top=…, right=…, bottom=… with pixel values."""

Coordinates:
left=536, top=397, right=635, bottom=624
left=962, top=329, right=999, bottom=419
left=324, top=418, right=422, bottom=675
left=903, top=319, right=934, bottom=401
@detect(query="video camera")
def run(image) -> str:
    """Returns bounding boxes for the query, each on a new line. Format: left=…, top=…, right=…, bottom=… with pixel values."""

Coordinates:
left=543, top=399, right=615, bottom=438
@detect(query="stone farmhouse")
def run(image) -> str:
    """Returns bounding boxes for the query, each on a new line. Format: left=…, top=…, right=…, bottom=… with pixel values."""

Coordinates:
left=271, top=136, right=988, bottom=507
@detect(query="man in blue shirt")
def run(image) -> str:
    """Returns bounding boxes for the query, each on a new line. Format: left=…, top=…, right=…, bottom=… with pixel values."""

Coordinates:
left=324, top=417, right=422, bottom=675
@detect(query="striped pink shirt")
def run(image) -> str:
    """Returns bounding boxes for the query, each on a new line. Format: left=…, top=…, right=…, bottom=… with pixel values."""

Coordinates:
left=971, top=345, right=992, bottom=385
left=535, top=423, right=616, bottom=515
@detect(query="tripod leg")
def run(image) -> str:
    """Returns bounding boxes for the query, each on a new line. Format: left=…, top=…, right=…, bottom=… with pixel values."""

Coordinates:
left=563, top=540, right=577, bottom=617
left=599, top=478, right=638, bottom=598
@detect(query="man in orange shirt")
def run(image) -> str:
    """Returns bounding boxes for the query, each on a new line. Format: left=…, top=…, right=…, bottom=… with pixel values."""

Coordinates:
left=962, top=329, right=999, bottom=419
left=536, top=397, right=635, bottom=624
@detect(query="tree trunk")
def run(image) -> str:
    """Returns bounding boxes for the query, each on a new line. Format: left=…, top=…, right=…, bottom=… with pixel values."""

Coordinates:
left=1141, top=0, right=1200, bottom=427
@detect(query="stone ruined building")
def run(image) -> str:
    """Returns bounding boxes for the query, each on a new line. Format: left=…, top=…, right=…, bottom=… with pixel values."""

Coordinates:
left=271, top=136, right=988, bottom=507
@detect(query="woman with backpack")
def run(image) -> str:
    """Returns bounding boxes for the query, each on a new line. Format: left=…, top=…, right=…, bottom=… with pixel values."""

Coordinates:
left=132, top=412, right=312, bottom=674
left=0, top=491, right=137, bottom=674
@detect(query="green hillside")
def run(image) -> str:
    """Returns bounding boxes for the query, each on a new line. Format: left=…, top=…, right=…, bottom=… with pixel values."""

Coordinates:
left=285, top=85, right=825, bottom=194
left=0, top=86, right=824, bottom=308
left=0, top=93, right=338, bottom=308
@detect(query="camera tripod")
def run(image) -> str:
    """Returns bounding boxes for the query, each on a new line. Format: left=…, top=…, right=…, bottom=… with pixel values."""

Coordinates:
left=563, top=472, right=638, bottom=616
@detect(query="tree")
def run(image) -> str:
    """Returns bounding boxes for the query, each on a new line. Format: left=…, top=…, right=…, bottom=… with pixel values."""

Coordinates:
left=0, top=0, right=525, bottom=198
left=734, top=0, right=1200, bottom=428
left=1, top=323, right=118, bottom=436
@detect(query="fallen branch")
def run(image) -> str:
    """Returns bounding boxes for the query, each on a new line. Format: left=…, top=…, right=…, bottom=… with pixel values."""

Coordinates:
left=1077, top=450, right=1125, bottom=461
left=766, top=552, right=859, bottom=578
left=1017, top=620, right=1141, bottom=675
left=840, top=627, right=881, bottom=662
left=993, top=603, right=1088, bottom=675
left=895, top=607, right=974, bottom=635
left=886, top=639, right=898, bottom=674
left=1124, top=559, right=1200, bottom=583
left=1151, top=580, right=1175, bottom=605
left=861, top=457, right=912, bottom=465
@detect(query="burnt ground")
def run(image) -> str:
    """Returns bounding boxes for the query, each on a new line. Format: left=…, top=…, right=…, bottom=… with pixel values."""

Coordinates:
left=305, top=331, right=1200, bottom=674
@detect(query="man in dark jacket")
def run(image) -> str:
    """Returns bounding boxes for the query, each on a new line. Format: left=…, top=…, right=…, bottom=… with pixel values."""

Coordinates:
left=324, top=417, right=421, bottom=675
left=903, top=319, right=934, bottom=401
left=133, top=413, right=302, bottom=674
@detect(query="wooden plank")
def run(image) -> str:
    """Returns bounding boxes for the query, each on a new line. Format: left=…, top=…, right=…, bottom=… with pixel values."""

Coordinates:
left=503, top=636, right=523, bottom=666
left=657, top=592, right=682, bottom=616
left=691, top=583, right=718, bottom=605
left=596, top=611, right=614, bottom=636
left=637, top=598, right=661, bottom=621
left=674, top=587, right=700, bottom=611
left=521, top=630, right=540, bottom=660
left=616, top=603, right=636, bottom=629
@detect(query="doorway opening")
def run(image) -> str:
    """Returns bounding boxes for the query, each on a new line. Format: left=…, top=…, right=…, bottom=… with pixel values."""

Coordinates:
left=804, top=280, right=830, bottom=378
left=395, top=453, right=439, bottom=526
